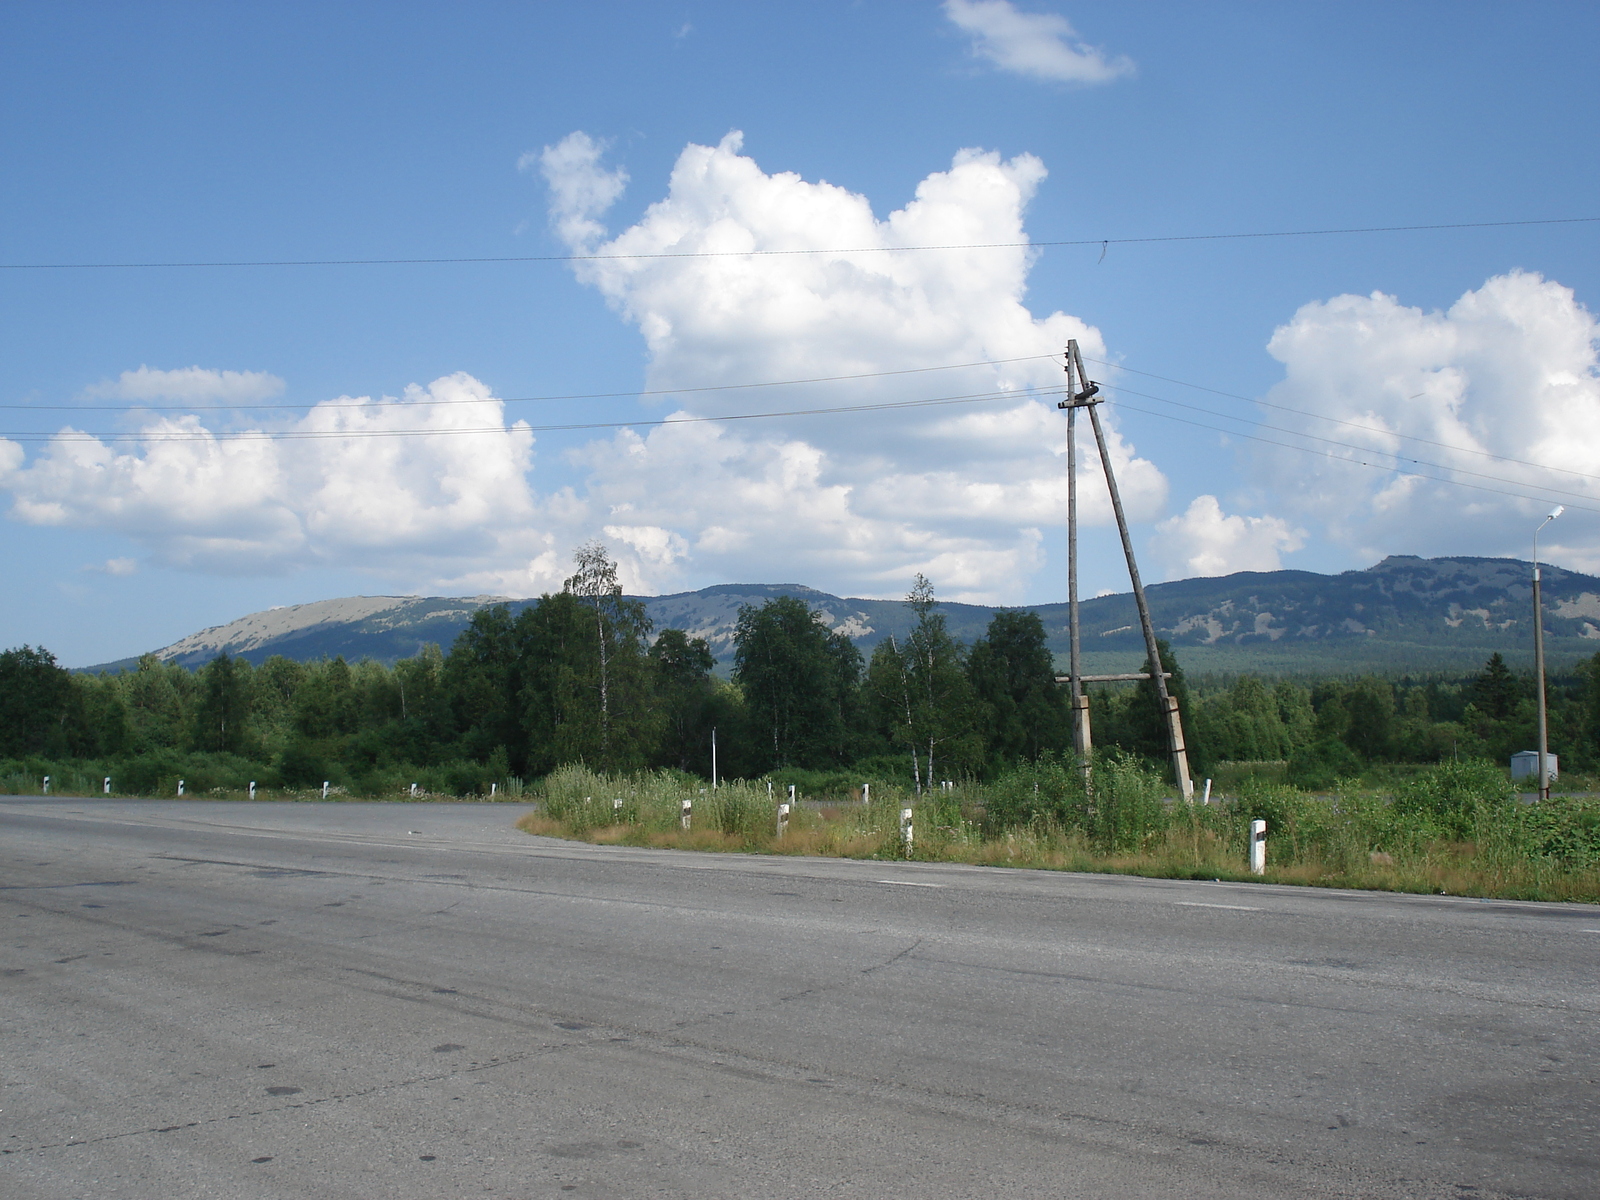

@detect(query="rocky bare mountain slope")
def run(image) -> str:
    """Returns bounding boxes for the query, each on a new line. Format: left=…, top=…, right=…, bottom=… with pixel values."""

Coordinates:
left=81, top=556, right=1600, bottom=678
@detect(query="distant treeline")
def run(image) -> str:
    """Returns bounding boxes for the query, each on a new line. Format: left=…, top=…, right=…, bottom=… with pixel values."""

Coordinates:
left=5, top=545, right=1600, bottom=796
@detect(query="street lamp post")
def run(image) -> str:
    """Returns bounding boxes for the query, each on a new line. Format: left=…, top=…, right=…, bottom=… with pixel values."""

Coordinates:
left=1533, top=506, right=1564, bottom=802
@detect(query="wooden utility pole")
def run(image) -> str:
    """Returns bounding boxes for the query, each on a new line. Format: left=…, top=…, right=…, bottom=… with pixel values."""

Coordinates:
left=1056, top=340, right=1194, bottom=801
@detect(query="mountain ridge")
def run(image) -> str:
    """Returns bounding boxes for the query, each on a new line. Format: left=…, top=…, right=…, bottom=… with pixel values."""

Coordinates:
left=77, top=555, right=1600, bottom=679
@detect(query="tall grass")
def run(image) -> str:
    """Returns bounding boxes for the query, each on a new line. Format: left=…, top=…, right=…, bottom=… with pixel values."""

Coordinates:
left=516, top=754, right=1600, bottom=903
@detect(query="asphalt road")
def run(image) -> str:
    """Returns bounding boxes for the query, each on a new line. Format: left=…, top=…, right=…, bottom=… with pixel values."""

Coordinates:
left=2, top=799, right=1596, bottom=1199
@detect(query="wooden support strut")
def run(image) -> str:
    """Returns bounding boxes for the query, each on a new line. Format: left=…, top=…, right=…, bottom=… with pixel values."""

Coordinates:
left=1058, top=339, right=1194, bottom=801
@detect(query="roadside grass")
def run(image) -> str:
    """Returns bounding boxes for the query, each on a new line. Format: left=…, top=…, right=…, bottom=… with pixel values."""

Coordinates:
left=514, top=757, right=1600, bottom=904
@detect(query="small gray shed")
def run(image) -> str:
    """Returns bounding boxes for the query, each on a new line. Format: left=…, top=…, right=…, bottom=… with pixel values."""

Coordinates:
left=1510, top=750, right=1558, bottom=782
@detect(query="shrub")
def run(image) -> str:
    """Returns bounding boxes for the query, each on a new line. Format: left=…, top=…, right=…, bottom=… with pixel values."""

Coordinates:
left=1393, top=758, right=1514, bottom=841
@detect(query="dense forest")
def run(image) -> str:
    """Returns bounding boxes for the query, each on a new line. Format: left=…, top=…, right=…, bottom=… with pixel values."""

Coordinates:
left=5, top=544, right=1600, bottom=798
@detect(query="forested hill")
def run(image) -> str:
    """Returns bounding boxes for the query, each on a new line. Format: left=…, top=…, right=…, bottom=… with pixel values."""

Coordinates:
left=82, top=555, right=1600, bottom=677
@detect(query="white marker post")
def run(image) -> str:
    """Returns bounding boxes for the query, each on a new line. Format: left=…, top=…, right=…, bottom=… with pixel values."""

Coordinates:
left=1202, top=778, right=1212, bottom=806
left=862, top=782, right=870, bottom=807
left=901, top=807, right=914, bottom=857
left=1250, top=819, right=1267, bottom=875
left=613, top=797, right=624, bottom=816
left=410, top=782, right=418, bottom=797
left=103, top=777, right=111, bottom=795
left=490, top=782, right=497, bottom=798
left=42, top=775, right=50, bottom=795
left=788, top=783, right=796, bottom=806
left=777, top=801, right=790, bottom=838
left=177, top=779, right=184, bottom=796
left=681, top=798, right=692, bottom=831
left=248, top=781, right=256, bottom=800
left=322, top=780, right=330, bottom=800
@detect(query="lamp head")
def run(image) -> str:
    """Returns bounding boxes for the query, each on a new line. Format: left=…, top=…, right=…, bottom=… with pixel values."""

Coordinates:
left=1549, top=505, right=1565, bottom=521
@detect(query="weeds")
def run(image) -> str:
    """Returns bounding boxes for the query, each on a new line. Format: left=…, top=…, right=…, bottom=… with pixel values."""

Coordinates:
left=515, top=755, right=1600, bottom=903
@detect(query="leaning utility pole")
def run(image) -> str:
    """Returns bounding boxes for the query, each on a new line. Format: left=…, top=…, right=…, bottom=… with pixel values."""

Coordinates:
left=1056, top=339, right=1194, bottom=801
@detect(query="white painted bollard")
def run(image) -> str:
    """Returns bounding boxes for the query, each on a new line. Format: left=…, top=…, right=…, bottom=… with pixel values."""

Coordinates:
left=490, top=782, right=497, bottom=798
left=410, top=782, right=418, bottom=797
left=900, top=807, right=914, bottom=856
left=862, top=782, right=870, bottom=806
left=681, top=798, right=692, bottom=831
left=1250, top=819, right=1267, bottom=875
left=248, top=781, right=256, bottom=800
left=322, top=780, right=330, bottom=800
left=1202, top=778, right=1212, bottom=806
left=42, top=775, right=50, bottom=795
left=777, top=801, right=790, bottom=838
left=177, top=779, right=185, bottom=796
left=103, top=777, right=111, bottom=794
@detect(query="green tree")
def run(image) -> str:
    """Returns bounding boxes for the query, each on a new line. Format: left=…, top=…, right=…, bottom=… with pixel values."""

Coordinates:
left=0, top=645, right=74, bottom=756
left=294, top=657, right=358, bottom=739
left=966, top=609, right=1068, bottom=767
left=445, top=605, right=531, bottom=770
left=1203, top=675, right=1292, bottom=762
left=650, top=628, right=717, bottom=773
left=190, top=652, right=252, bottom=753
left=560, top=541, right=657, bottom=769
left=1343, top=676, right=1396, bottom=761
left=734, top=595, right=861, bottom=771
left=1471, top=652, right=1520, bottom=721
left=867, top=575, right=982, bottom=789
left=1108, top=639, right=1207, bottom=777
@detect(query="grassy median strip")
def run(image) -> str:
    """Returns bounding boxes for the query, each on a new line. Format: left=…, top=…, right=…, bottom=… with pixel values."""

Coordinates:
left=515, top=758, right=1600, bottom=904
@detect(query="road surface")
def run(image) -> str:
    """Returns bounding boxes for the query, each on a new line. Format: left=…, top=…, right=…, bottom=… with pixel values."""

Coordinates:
left=2, top=798, right=1596, bottom=1198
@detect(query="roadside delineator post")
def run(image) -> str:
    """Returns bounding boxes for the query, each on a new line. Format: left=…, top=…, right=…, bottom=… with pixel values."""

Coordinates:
left=103, top=777, right=111, bottom=795
left=777, top=802, right=790, bottom=838
left=1202, top=778, right=1212, bottom=806
left=1250, top=819, right=1267, bottom=875
left=681, top=798, right=692, bottom=830
left=410, top=782, right=418, bottom=797
left=42, top=775, right=50, bottom=795
left=901, top=807, right=914, bottom=857
left=862, top=782, right=870, bottom=806
left=248, top=781, right=256, bottom=800
left=490, top=782, right=497, bottom=798
left=177, top=779, right=184, bottom=797
left=322, top=780, right=330, bottom=801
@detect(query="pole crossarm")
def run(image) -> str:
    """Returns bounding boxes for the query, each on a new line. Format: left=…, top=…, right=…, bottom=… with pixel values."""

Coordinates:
left=1055, top=672, right=1173, bottom=684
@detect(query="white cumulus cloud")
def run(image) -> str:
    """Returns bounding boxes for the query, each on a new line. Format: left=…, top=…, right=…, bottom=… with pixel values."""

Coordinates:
left=1253, top=270, right=1600, bottom=571
left=943, top=0, right=1134, bottom=85
left=1150, top=495, right=1305, bottom=580
left=1, top=136, right=1169, bottom=605
left=542, top=130, right=1167, bottom=601
left=83, top=365, right=285, bottom=404
left=525, top=131, right=629, bottom=249
left=0, top=373, right=548, bottom=581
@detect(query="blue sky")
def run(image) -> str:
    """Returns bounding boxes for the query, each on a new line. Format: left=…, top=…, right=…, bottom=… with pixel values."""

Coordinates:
left=2, top=1, right=1598, bottom=665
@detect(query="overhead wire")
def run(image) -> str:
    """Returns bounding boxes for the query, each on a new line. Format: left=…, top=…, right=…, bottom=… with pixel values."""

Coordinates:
left=4, top=344, right=1594, bottom=514
left=0, top=385, right=1059, bottom=443
left=1081, top=352, right=1600, bottom=487
left=1102, top=393, right=1600, bottom=516
left=0, top=353, right=1059, bottom=414
left=1099, top=382, right=1600, bottom=507
left=1, top=216, right=1594, bottom=271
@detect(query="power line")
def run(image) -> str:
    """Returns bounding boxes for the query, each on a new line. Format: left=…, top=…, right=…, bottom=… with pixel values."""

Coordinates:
left=1, top=216, right=1594, bottom=271
left=0, top=385, right=1056, bottom=443
left=1082, top=352, right=1600, bottom=487
left=1101, top=383, right=1600, bottom=507
left=0, top=353, right=1060, bottom=414
left=6, top=348, right=1593, bottom=515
